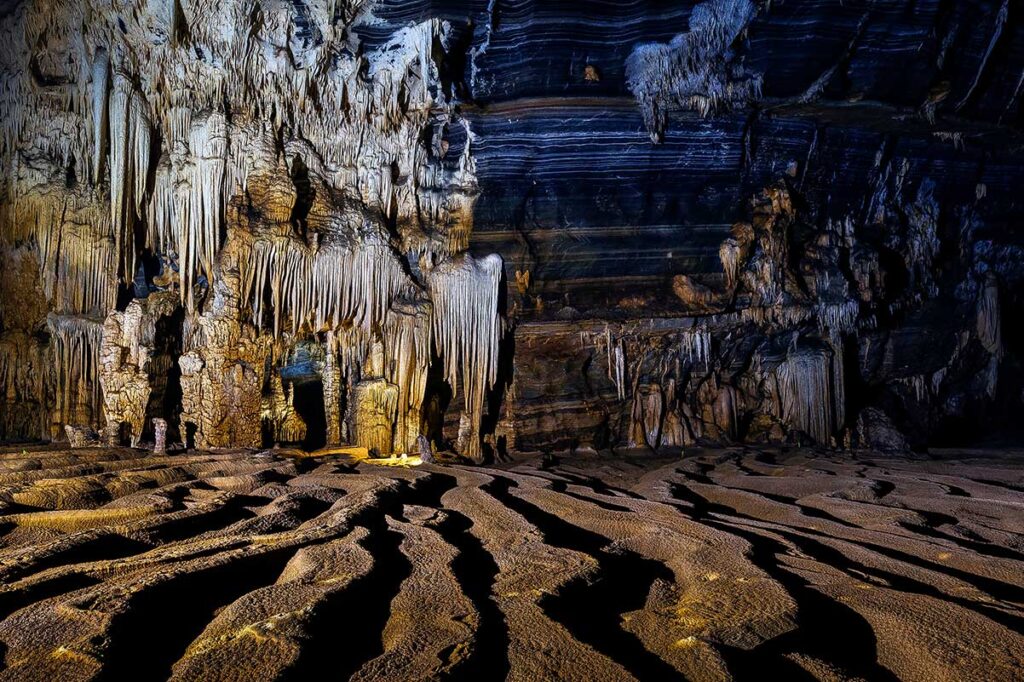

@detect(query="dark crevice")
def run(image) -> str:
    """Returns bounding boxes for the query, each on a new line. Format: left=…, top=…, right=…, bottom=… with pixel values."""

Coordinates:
left=282, top=516, right=412, bottom=681
left=666, top=482, right=898, bottom=681
left=435, top=508, right=511, bottom=681
left=0, top=534, right=153, bottom=584
left=0, top=573, right=103, bottom=624
left=668, top=480, right=1024, bottom=639
left=896, top=520, right=1024, bottom=562
left=96, top=546, right=298, bottom=682
left=484, top=476, right=683, bottom=681
left=146, top=496, right=259, bottom=543
left=546, top=469, right=646, bottom=500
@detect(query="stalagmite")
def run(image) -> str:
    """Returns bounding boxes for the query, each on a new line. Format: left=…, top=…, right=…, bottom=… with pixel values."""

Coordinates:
left=152, top=417, right=168, bottom=454
left=322, top=332, right=344, bottom=446
left=629, top=384, right=664, bottom=449
left=351, top=378, right=399, bottom=455
left=265, top=376, right=307, bottom=446
left=384, top=301, right=432, bottom=453
left=977, top=274, right=1002, bottom=358
left=64, top=424, right=100, bottom=448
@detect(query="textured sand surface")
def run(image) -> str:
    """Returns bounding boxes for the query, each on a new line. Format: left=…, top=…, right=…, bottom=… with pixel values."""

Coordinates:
left=0, top=445, right=1021, bottom=681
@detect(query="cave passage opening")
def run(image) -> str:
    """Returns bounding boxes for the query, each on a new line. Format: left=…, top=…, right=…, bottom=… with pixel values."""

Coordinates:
left=292, top=378, right=327, bottom=451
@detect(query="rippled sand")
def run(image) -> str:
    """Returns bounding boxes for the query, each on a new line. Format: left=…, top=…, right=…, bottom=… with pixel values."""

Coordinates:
left=0, top=445, right=1021, bottom=681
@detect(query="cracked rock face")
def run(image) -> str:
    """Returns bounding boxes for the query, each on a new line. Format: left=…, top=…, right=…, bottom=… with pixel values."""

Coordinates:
left=1, top=0, right=1023, bottom=456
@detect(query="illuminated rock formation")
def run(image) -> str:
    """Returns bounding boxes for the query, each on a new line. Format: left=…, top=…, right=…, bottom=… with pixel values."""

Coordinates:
left=1, top=0, right=1022, bottom=456
left=0, top=0, right=504, bottom=458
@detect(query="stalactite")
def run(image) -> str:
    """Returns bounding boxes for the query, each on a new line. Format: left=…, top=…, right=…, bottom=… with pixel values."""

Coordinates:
left=816, top=301, right=860, bottom=334
left=242, top=234, right=408, bottom=336
left=179, top=113, right=227, bottom=308
left=91, top=48, right=109, bottom=183
left=28, top=195, right=116, bottom=317
left=625, top=0, right=762, bottom=140
left=144, top=111, right=227, bottom=309
left=384, top=301, right=432, bottom=453
left=427, top=253, right=503, bottom=461
left=147, top=155, right=175, bottom=255
left=109, top=73, right=151, bottom=282
left=47, top=313, right=104, bottom=434
left=777, top=345, right=836, bottom=444
left=605, top=327, right=627, bottom=402
left=720, top=238, right=741, bottom=290
left=681, top=329, right=711, bottom=368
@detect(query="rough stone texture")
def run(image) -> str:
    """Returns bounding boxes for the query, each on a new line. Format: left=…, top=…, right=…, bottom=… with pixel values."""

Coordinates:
left=0, top=444, right=1019, bottom=680
left=152, top=417, right=167, bottom=454
left=0, top=1, right=1022, bottom=456
left=63, top=425, right=100, bottom=448
left=98, top=291, right=180, bottom=447
left=0, top=0, right=505, bottom=458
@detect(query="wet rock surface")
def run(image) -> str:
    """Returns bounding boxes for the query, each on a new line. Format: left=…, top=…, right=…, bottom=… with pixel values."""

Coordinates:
left=0, top=444, right=1020, bottom=680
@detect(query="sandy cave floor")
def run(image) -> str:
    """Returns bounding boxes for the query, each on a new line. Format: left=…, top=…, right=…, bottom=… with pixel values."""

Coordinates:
left=0, top=445, right=1021, bottom=681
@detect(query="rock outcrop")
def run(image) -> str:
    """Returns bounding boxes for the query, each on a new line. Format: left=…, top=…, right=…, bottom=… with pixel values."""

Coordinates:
left=0, top=0, right=1022, bottom=456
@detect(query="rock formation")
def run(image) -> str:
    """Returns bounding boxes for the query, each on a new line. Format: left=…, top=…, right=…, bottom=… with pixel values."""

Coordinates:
left=0, top=0, right=1022, bottom=457
left=0, top=0, right=505, bottom=461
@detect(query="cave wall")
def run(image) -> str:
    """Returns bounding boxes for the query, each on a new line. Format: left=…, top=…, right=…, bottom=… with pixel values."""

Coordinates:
left=1, top=0, right=1022, bottom=455
left=459, top=0, right=1024, bottom=452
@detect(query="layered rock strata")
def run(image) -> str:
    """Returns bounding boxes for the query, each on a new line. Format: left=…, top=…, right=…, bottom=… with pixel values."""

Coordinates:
left=0, top=0, right=1022, bottom=455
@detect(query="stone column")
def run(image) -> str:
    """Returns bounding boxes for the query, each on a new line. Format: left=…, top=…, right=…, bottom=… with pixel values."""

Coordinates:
left=152, top=417, right=167, bottom=455
left=323, top=340, right=343, bottom=446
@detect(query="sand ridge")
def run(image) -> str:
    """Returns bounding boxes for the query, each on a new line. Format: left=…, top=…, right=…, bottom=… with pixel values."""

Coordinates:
left=0, top=445, right=1021, bottom=681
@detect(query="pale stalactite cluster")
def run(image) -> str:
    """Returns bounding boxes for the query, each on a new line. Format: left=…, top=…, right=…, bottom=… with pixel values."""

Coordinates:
left=242, top=234, right=408, bottom=337
left=427, top=254, right=504, bottom=461
left=47, top=313, right=104, bottom=434
left=0, top=0, right=505, bottom=455
left=109, top=72, right=152, bottom=282
left=625, top=0, right=763, bottom=141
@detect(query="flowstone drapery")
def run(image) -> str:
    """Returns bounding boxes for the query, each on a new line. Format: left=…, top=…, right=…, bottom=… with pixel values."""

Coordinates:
left=0, top=1, right=504, bottom=459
